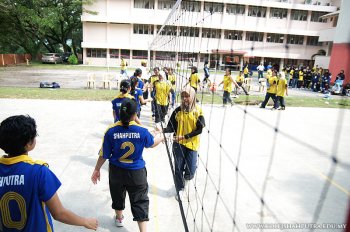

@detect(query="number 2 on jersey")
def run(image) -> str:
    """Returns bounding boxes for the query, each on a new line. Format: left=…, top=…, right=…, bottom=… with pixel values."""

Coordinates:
left=119, top=142, right=135, bottom=163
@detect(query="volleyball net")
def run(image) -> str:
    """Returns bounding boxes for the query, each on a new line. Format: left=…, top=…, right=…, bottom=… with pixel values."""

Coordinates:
left=148, top=1, right=349, bottom=231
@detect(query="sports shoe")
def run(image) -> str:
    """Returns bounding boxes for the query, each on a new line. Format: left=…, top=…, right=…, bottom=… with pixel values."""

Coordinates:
left=114, top=215, right=124, bottom=227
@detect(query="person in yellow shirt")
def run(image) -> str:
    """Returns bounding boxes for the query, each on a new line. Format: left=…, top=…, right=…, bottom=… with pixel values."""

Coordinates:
left=167, top=68, right=176, bottom=108
left=161, top=86, right=205, bottom=200
left=243, top=65, right=249, bottom=79
left=185, top=66, right=200, bottom=92
left=260, top=70, right=278, bottom=109
left=235, top=71, right=249, bottom=95
left=120, top=57, right=128, bottom=77
left=273, top=72, right=288, bottom=110
left=154, top=72, right=171, bottom=124
left=289, top=69, right=294, bottom=87
left=298, top=69, right=304, bottom=89
left=218, top=68, right=240, bottom=106
left=149, top=67, right=160, bottom=118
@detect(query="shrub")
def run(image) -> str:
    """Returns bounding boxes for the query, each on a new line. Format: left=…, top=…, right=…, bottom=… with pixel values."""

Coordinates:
left=68, top=54, right=78, bottom=65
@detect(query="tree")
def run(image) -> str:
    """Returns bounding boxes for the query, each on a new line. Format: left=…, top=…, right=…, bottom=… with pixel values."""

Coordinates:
left=0, top=0, right=96, bottom=58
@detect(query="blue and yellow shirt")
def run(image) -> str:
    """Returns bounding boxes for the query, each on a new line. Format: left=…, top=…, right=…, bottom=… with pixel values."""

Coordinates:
left=111, top=93, right=134, bottom=122
left=0, top=155, right=61, bottom=232
left=131, top=88, right=143, bottom=113
left=99, top=121, right=154, bottom=170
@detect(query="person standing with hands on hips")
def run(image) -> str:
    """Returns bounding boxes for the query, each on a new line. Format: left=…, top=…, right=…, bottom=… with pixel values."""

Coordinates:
left=91, top=98, right=164, bottom=232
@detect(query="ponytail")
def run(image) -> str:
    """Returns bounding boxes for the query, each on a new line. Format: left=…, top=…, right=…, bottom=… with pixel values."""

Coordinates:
left=119, top=98, right=137, bottom=127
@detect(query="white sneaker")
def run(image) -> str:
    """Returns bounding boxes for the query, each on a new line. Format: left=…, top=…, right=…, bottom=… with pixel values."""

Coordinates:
left=114, top=215, right=124, bottom=227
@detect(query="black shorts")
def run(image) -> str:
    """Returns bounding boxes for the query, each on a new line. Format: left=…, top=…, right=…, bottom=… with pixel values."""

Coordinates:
left=109, top=164, right=149, bottom=221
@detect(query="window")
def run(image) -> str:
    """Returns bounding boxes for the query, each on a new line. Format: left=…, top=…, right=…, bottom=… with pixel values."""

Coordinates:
left=87, top=48, right=106, bottom=58
left=202, top=28, right=221, bottom=39
left=226, top=4, right=245, bottom=15
left=270, top=8, right=287, bottom=19
left=245, top=32, right=264, bottom=42
left=110, top=49, right=119, bottom=58
left=158, top=0, right=176, bottom=10
left=267, top=33, right=284, bottom=43
left=156, top=51, right=176, bottom=60
left=134, top=0, right=155, bottom=9
left=178, top=52, right=196, bottom=62
left=248, top=6, right=267, bottom=17
left=307, top=36, right=321, bottom=46
left=181, top=1, right=200, bottom=12
left=204, top=2, right=224, bottom=14
left=133, top=24, right=153, bottom=35
left=311, top=11, right=327, bottom=22
left=224, top=30, right=243, bottom=40
left=179, top=27, right=199, bottom=37
left=121, top=49, right=130, bottom=59
left=291, top=10, right=308, bottom=21
left=287, top=35, right=304, bottom=45
left=132, top=50, right=148, bottom=59
left=157, top=25, right=177, bottom=36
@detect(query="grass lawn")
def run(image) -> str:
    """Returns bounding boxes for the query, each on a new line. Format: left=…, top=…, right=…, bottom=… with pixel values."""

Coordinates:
left=0, top=87, right=349, bottom=108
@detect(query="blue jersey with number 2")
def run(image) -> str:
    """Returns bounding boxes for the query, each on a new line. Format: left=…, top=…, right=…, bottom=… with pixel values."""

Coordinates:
left=99, top=121, right=154, bottom=170
left=0, top=155, right=61, bottom=232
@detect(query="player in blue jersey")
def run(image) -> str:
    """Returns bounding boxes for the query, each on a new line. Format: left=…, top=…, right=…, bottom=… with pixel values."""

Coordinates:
left=91, top=99, right=164, bottom=232
left=112, top=79, right=142, bottom=125
left=130, top=76, right=151, bottom=118
left=0, top=115, right=98, bottom=231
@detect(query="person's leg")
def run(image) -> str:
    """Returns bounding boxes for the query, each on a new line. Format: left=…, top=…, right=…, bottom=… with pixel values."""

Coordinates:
left=154, top=104, right=161, bottom=123
left=173, top=142, right=186, bottom=191
left=126, top=168, right=149, bottom=232
left=184, top=149, right=198, bottom=181
left=281, top=97, right=285, bottom=109
left=274, top=96, right=280, bottom=109
left=223, top=91, right=228, bottom=105
left=171, top=90, right=176, bottom=107
left=160, top=105, right=167, bottom=122
left=109, top=164, right=127, bottom=223
left=260, top=93, right=271, bottom=108
left=241, top=85, right=249, bottom=95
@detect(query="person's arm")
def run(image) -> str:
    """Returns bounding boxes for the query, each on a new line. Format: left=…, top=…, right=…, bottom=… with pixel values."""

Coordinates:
left=174, top=115, right=205, bottom=142
left=218, top=81, right=223, bottom=86
left=46, top=193, right=98, bottom=230
left=150, top=133, right=165, bottom=148
left=162, top=110, right=178, bottom=133
left=285, top=84, right=288, bottom=96
left=135, top=116, right=142, bottom=125
left=139, top=95, right=151, bottom=104
left=230, top=76, right=240, bottom=88
left=91, top=156, right=107, bottom=184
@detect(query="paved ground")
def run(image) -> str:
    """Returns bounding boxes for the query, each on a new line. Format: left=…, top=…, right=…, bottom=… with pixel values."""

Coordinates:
left=0, top=98, right=349, bottom=232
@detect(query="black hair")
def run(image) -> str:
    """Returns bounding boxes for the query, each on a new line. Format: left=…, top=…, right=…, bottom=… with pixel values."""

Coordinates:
left=120, top=79, right=131, bottom=94
left=225, top=68, right=231, bottom=75
left=130, top=76, right=138, bottom=93
left=134, top=68, right=142, bottom=77
left=0, top=115, right=37, bottom=156
left=153, top=67, right=159, bottom=72
left=204, top=60, right=208, bottom=65
left=120, top=98, right=137, bottom=127
left=191, top=66, right=198, bottom=73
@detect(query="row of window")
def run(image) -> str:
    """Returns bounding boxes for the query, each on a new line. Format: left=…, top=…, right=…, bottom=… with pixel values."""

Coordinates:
left=134, top=0, right=328, bottom=22
left=133, top=24, right=321, bottom=45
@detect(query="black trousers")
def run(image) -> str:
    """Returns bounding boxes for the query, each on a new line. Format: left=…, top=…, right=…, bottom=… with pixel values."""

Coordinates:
left=274, top=96, right=285, bottom=109
left=109, top=164, right=149, bottom=221
left=155, top=103, right=168, bottom=123
left=261, top=92, right=276, bottom=108
left=223, top=91, right=233, bottom=105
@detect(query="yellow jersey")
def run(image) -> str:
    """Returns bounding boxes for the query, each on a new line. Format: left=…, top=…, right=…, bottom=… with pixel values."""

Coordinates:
left=243, top=67, right=249, bottom=75
left=266, top=69, right=272, bottom=79
left=149, top=75, right=159, bottom=86
left=154, top=81, right=171, bottom=106
left=277, top=78, right=287, bottom=97
left=120, top=59, right=127, bottom=71
left=168, top=74, right=176, bottom=90
left=223, top=75, right=233, bottom=92
left=267, top=76, right=278, bottom=94
left=299, top=71, right=304, bottom=81
left=236, top=74, right=244, bottom=83
left=176, top=105, right=203, bottom=151
left=290, top=70, right=294, bottom=79
left=189, top=73, right=200, bottom=89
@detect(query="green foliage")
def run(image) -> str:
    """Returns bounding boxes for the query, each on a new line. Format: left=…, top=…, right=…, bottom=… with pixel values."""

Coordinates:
left=68, top=54, right=78, bottom=65
left=0, top=0, right=96, bottom=57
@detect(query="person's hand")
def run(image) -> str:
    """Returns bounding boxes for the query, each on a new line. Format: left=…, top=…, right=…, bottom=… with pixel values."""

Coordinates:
left=91, top=170, right=100, bottom=185
left=173, top=135, right=185, bottom=142
left=84, top=218, right=98, bottom=230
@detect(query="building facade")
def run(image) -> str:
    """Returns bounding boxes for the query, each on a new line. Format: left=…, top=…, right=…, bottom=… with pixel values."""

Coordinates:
left=82, top=0, right=341, bottom=70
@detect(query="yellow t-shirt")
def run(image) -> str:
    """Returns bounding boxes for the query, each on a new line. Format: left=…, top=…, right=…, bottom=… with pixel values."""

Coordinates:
left=149, top=75, right=159, bottom=86
left=120, top=59, right=127, bottom=71
left=176, top=105, right=203, bottom=151
left=236, top=74, right=244, bottom=83
left=168, top=74, right=176, bottom=90
left=277, top=78, right=287, bottom=97
left=290, top=70, right=294, bottom=79
left=223, top=75, right=233, bottom=92
left=190, top=73, right=200, bottom=89
left=267, top=76, right=278, bottom=94
left=266, top=69, right=272, bottom=79
left=243, top=67, right=249, bottom=75
left=299, top=71, right=304, bottom=81
left=154, top=81, right=171, bottom=106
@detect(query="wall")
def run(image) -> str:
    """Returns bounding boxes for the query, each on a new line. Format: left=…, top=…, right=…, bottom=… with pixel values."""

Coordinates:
left=0, top=54, right=31, bottom=66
